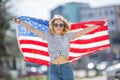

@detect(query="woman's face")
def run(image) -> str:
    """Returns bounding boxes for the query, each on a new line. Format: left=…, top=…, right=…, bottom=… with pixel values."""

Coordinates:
left=53, top=19, right=64, bottom=35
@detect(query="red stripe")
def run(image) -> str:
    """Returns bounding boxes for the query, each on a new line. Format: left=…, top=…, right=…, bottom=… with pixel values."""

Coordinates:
left=24, top=57, right=50, bottom=66
left=74, top=20, right=105, bottom=26
left=19, top=41, right=109, bottom=54
left=22, top=44, right=110, bottom=57
left=71, top=24, right=107, bottom=30
left=69, top=52, right=94, bottom=61
left=21, top=48, right=49, bottom=56
left=18, top=19, right=110, bottom=66
left=69, top=45, right=109, bottom=61
left=19, top=34, right=109, bottom=46
left=70, top=35, right=109, bottom=44
left=71, top=26, right=108, bottom=34
left=19, top=40, right=48, bottom=47
left=86, top=26, right=108, bottom=34
left=71, top=20, right=105, bottom=29
left=70, top=44, right=110, bottom=53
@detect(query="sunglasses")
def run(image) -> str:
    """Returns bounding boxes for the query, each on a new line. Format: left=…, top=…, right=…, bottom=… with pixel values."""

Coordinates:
left=54, top=23, right=64, bottom=28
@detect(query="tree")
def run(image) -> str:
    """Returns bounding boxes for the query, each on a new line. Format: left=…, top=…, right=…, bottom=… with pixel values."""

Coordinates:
left=0, top=0, right=18, bottom=79
left=0, top=0, right=15, bottom=57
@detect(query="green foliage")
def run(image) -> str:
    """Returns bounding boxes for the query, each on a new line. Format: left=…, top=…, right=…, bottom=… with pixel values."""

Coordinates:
left=0, top=0, right=14, bottom=57
left=20, top=75, right=48, bottom=80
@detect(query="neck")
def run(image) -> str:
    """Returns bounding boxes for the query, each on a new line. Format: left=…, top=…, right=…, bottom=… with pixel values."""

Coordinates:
left=55, top=32, right=61, bottom=36
left=55, top=34, right=61, bottom=36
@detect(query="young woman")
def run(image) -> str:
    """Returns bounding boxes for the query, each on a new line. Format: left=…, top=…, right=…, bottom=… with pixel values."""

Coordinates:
left=14, top=15, right=99, bottom=80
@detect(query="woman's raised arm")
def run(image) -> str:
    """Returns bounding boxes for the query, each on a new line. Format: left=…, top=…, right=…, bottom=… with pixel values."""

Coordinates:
left=73, top=25, right=99, bottom=39
left=14, top=18, right=42, bottom=37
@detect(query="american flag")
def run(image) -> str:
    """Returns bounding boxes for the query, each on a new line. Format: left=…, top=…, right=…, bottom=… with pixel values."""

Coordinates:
left=16, top=16, right=110, bottom=66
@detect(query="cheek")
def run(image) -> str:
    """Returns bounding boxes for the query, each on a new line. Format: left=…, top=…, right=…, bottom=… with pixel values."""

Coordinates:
left=54, top=27, right=63, bottom=30
left=53, top=27, right=57, bottom=32
left=53, top=27, right=56, bottom=30
left=53, top=27, right=56, bottom=31
left=62, top=28, right=64, bottom=31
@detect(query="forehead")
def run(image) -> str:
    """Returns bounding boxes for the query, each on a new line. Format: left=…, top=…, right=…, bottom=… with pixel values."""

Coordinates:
left=54, top=19, right=64, bottom=23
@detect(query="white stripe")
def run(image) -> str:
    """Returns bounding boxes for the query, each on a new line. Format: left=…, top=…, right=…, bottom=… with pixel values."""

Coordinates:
left=20, top=44, right=48, bottom=52
left=69, top=52, right=89, bottom=57
left=20, top=44, right=109, bottom=57
left=70, top=47, right=109, bottom=57
left=69, top=57, right=81, bottom=62
left=70, top=49, right=101, bottom=57
left=70, top=29, right=83, bottom=32
left=69, top=46, right=109, bottom=57
left=19, top=36, right=47, bottom=43
left=19, top=30, right=108, bottom=41
left=20, top=39, right=109, bottom=51
left=72, top=30, right=108, bottom=40
left=70, top=40, right=110, bottom=49
left=104, top=19, right=107, bottom=26
left=23, top=52, right=50, bottom=61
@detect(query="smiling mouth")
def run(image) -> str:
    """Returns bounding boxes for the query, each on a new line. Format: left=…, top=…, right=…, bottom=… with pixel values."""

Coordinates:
left=57, top=29, right=62, bottom=30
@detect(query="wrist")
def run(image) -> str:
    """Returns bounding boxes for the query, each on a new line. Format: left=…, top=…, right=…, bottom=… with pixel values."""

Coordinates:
left=19, top=19, right=22, bottom=24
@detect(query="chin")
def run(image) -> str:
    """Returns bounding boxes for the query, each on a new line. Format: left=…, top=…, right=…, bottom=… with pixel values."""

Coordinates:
left=55, top=32, right=62, bottom=35
left=56, top=31, right=62, bottom=33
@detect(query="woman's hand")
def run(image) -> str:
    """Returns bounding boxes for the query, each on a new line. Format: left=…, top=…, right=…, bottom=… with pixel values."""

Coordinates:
left=14, top=18, right=21, bottom=24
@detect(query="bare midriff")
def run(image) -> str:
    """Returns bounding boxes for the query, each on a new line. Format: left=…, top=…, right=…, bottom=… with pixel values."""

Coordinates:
left=51, top=55, right=69, bottom=64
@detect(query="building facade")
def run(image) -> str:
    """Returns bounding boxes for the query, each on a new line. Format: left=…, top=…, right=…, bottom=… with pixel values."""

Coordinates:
left=50, top=2, right=90, bottom=22
left=79, top=5, right=120, bottom=33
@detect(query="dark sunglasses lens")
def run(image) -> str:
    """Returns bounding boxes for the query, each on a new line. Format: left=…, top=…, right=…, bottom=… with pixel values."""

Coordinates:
left=59, top=24, right=64, bottom=27
left=54, top=23, right=58, bottom=27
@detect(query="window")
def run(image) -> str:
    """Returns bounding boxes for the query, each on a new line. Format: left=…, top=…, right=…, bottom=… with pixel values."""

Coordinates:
left=105, top=10, right=108, bottom=16
left=110, top=10, right=114, bottom=15
left=112, top=38, right=120, bottom=44
left=88, top=13, right=93, bottom=18
left=111, top=20, right=115, bottom=26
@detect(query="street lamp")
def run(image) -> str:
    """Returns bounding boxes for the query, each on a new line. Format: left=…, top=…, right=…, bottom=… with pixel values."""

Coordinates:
left=87, top=63, right=94, bottom=69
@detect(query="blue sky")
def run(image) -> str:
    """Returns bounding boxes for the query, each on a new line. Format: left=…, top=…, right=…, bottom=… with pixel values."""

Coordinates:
left=10, top=0, right=120, bottom=20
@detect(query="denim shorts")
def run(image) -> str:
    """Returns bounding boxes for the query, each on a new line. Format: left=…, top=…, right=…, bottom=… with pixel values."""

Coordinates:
left=49, top=62, right=74, bottom=80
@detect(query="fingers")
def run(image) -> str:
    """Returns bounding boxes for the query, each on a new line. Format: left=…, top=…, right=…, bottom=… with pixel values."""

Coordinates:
left=13, top=18, right=20, bottom=24
left=13, top=18, right=17, bottom=23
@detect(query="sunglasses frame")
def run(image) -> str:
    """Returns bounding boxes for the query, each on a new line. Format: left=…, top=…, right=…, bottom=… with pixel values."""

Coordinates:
left=53, top=23, right=64, bottom=28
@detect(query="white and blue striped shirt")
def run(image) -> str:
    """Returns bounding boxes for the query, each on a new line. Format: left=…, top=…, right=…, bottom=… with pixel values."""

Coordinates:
left=42, top=31, right=74, bottom=61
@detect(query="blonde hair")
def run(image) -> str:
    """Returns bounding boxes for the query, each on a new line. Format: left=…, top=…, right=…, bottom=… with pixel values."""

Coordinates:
left=48, top=15, right=70, bottom=35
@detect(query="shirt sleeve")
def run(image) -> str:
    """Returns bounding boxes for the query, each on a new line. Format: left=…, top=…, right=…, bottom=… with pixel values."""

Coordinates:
left=41, top=31, right=49, bottom=41
left=68, top=32, right=75, bottom=41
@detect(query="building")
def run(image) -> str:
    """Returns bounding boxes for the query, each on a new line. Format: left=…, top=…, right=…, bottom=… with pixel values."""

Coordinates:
left=79, top=5, right=120, bottom=33
left=50, top=2, right=90, bottom=22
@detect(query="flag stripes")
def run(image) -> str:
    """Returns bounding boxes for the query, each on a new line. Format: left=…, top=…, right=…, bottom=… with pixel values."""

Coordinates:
left=17, top=16, right=110, bottom=66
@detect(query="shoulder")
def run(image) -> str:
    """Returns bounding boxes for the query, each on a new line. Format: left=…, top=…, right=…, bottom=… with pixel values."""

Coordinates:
left=42, top=31, right=50, bottom=35
left=64, top=32, right=75, bottom=40
left=41, top=31, right=52, bottom=40
left=65, top=32, right=74, bottom=36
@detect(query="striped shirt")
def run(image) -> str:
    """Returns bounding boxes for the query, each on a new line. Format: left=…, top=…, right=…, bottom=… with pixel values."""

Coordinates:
left=42, top=31, right=74, bottom=61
